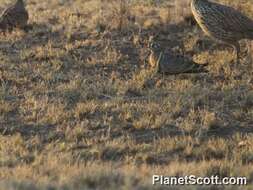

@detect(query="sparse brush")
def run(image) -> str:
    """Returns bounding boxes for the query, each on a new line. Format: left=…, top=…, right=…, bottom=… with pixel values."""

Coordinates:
left=118, top=0, right=128, bottom=31
left=0, top=0, right=253, bottom=189
left=174, top=0, right=192, bottom=23
left=112, top=0, right=133, bottom=32
left=97, top=0, right=134, bottom=32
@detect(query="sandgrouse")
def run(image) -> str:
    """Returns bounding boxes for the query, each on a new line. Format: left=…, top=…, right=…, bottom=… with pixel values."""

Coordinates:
left=191, top=0, right=253, bottom=63
left=0, top=0, right=29, bottom=32
left=148, top=41, right=208, bottom=74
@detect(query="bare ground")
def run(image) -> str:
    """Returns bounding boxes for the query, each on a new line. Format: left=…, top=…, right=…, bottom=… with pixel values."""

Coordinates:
left=0, top=0, right=253, bottom=189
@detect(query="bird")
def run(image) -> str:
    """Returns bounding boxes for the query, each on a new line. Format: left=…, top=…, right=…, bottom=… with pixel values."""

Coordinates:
left=148, top=41, right=208, bottom=74
left=191, top=0, right=253, bottom=63
left=0, top=0, right=29, bottom=32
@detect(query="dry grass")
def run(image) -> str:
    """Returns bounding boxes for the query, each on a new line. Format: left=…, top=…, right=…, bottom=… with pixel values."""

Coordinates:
left=0, top=0, right=253, bottom=189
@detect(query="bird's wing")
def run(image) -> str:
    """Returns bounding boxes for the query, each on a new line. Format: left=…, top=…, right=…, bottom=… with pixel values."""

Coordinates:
left=160, top=54, right=207, bottom=74
left=0, top=3, right=16, bottom=17
left=210, top=1, right=253, bottom=34
left=0, top=5, right=17, bottom=23
left=0, top=4, right=27, bottom=27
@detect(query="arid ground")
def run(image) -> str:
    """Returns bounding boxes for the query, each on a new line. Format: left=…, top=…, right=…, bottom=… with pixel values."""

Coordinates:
left=0, top=0, right=253, bottom=189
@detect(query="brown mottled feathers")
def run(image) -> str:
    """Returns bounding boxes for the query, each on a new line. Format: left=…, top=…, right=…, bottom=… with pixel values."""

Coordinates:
left=191, top=0, right=253, bottom=42
left=0, top=0, right=29, bottom=32
left=148, top=42, right=208, bottom=74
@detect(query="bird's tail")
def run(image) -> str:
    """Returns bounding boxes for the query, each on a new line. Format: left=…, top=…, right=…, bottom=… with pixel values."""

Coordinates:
left=249, top=32, right=253, bottom=40
left=245, top=29, right=253, bottom=39
left=246, top=24, right=253, bottom=39
left=186, top=62, right=209, bottom=73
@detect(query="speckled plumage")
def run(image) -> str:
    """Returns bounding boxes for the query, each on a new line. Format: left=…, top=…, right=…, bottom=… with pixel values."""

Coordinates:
left=191, top=0, right=253, bottom=62
left=0, top=0, right=29, bottom=32
left=148, top=42, right=208, bottom=74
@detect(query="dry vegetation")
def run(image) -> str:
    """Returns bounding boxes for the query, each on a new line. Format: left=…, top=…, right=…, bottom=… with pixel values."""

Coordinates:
left=0, top=0, right=253, bottom=189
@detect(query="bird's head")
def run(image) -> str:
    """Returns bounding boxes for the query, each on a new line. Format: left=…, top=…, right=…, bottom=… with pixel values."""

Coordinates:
left=148, top=41, right=161, bottom=53
left=17, top=0, right=25, bottom=5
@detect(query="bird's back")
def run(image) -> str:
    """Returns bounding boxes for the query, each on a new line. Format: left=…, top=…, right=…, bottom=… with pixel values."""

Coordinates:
left=149, top=48, right=207, bottom=74
left=0, top=0, right=28, bottom=30
left=191, top=0, right=253, bottom=42
left=159, top=52, right=207, bottom=74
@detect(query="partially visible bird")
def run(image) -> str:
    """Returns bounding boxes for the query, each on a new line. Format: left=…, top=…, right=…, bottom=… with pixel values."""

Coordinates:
left=148, top=41, right=208, bottom=74
left=191, top=0, right=253, bottom=63
left=95, top=22, right=106, bottom=34
left=0, top=0, right=29, bottom=32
